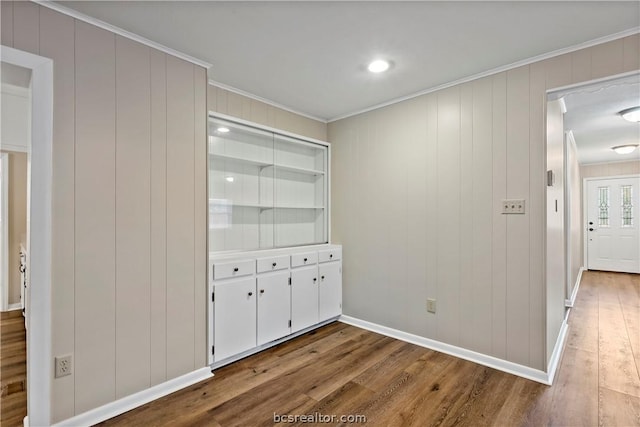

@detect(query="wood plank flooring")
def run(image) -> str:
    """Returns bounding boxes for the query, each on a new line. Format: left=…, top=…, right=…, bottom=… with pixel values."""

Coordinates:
left=0, top=310, right=26, bottom=427
left=1, top=271, right=636, bottom=425
left=99, top=270, right=639, bottom=426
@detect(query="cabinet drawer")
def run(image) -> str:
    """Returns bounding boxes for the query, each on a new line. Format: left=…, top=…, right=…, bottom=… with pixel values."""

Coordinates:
left=291, top=252, right=318, bottom=268
left=318, top=248, right=341, bottom=263
left=257, top=255, right=290, bottom=273
left=213, top=259, right=255, bottom=280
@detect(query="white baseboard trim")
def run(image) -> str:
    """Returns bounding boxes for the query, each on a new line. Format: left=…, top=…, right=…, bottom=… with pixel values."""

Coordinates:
left=546, top=317, right=569, bottom=385
left=339, top=315, right=553, bottom=385
left=6, top=303, right=22, bottom=311
left=50, top=367, right=213, bottom=427
left=565, top=266, right=584, bottom=308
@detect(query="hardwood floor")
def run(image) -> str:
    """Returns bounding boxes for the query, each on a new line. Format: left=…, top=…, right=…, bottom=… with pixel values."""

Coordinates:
left=99, top=270, right=640, bottom=426
left=0, top=310, right=26, bottom=427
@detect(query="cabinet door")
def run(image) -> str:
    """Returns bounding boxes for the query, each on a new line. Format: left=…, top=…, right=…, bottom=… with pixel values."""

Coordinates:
left=319, top=262, right=342, bottom=321
left=257, top=271, right=291, bottom=346
left=291, top=266, right=319, bottom=333
left=213, top=277, right=256, bottom=361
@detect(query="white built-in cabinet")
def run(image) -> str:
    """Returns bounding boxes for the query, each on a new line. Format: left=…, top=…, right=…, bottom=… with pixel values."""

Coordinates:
left=207, top=115, right=340, bottom=367
left=208, top=116, right=328, bottom=252
left=208, top=245, right=342, bottom=366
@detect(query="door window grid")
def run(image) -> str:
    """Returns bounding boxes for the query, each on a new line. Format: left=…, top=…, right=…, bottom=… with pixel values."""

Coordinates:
left=621, top=185, right=633, bottom=227
left=598, top=186, right=610, bottom=227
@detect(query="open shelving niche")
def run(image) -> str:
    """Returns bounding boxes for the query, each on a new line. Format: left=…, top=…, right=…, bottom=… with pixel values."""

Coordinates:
left=208, top=113, right=330, bottom=253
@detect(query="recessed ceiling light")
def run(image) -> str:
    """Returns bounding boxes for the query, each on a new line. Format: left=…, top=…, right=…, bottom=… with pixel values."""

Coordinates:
left=619, top=106, right=640, bottom=123
left=225, top=176, right=235, bottom=182
left=217, top=127, right=230, bottom=133
left=611, top=144, right=638, bottom=154
left=367, top=59, right=390, bottom=73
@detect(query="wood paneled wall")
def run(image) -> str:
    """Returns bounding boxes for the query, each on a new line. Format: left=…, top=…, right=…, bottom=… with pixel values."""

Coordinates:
left=208, top=85, right=327, bottom=141
left=1, top=2, right=207, bottom=422
left=329, top=34, right=640, bottom=371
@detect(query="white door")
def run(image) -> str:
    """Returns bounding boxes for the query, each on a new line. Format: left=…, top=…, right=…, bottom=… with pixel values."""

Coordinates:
left=586, top=176, right=640, bottom=273
left=213, top=277, right=256, bottom=361
left=290, top=266, right=318, bottom=333
left=318, top=262, right=342, bottom=321
left=257, top=271, right=291, bottom=346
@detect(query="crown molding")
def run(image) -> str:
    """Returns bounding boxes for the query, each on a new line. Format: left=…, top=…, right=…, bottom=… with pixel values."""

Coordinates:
left=208, top=79, right=327, bottom=124
left=33, top=1, right=212, bottom=69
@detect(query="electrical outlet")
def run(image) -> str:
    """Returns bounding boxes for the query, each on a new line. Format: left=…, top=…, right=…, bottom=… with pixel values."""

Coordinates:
left=426, top=298, right=436, bottom=314
left=55, top=354, right=72, bottom=378
left=502, top=199, right=526, bottom=214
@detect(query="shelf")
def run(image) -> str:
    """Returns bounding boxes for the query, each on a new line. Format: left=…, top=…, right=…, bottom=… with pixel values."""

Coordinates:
left=210, top=153, right=273, bottom=168
left=271, top=164, right=324, bottom=176
left=210, top=201, right=324, bottom=210
left=274, top=205, right=324, bottom=209
left=210, top=200, right=272, bottom=209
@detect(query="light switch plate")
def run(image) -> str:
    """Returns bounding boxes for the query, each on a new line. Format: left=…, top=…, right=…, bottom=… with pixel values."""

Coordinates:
left=502, top=199, right=526, bottom=214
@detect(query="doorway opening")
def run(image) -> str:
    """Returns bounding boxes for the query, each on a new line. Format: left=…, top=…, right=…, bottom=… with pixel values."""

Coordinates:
left=0, top=45, right=53, bottom=426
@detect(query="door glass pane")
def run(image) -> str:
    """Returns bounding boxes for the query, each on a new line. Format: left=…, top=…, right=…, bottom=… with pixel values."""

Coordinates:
left=598, top=186, right=610, bottom=227
left=621, top=185, right=633, bottom=227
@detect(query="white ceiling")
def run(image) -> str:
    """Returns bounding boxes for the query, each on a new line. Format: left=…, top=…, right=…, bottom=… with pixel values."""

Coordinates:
left=55, top=1, right=640, bottom=121
left=562, top=74, right=640, bottom=165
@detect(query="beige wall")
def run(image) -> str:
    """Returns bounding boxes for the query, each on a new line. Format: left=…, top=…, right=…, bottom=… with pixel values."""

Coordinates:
left=7, top=152, right=27, bottom=306
left=329, top=34, right=640, bottom=371
left=208, top=84, right=327, bottom=141
left=581, top=159, right=640, bottom=178
left=2, top=2, right=207, bottom=422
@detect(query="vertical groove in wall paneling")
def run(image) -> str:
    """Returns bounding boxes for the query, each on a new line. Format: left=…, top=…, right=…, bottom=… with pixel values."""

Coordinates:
left=1, top=1, right=14, bottom=47
left=166, top=56, right=196, bottom=379
left=404, top=96, right=429, bottom=338
left=424, top=95, right=438, bottom=339
left=74, top=21, right=117, bottom=413
left=12, top=1, right=39, bottom=54
left=459, top=83, right=474, bottom=350
left=505, top=66, right=531, bottom=367
left=490, top=72, right=507, bottom=360
left=471, top=77, right=494, bottom=356
left=193, top=66, right=207, bottom=368
left=436, top=87, right=461, bottom=346
left=39, top=6, right=77, bottom=422
left=115, top=35, right=152, bottom=399
left=149, top=50, right=168, bottom=387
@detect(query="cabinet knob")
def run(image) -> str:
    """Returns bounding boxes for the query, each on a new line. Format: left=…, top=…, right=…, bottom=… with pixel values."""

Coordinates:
left=329, top=254, right=333, bottom=259
left=272, top=262, right=277, bottom=267
left=321, top=275, right=325, bottom=280
left=589, top=221, right=594, bottom=225
left=589, top=228, right=594, bottom=231
left=313, top=277, right=317, bottom=283
left=248, top=291, right=253, bottom=297
left=303, top=258, right=308, bottom=262
left=233, top=267, right=239, bottom=272
left=260, top=289, right=265, bottom=294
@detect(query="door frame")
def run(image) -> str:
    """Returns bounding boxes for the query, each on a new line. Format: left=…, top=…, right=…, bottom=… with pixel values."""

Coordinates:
left=583, top=174, right=640, bottom=272
left=0, top=152, right=8, bottom=312
left=1, top=45, right=53, bottom=426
